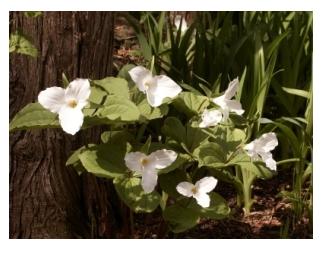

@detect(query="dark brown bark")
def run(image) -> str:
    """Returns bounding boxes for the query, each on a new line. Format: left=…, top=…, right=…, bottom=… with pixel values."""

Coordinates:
left=9, top=11, right=120, bottom=238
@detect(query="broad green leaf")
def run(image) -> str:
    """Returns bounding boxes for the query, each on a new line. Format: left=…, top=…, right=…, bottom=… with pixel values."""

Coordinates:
left=187, top=192, right=231, bottom=219
left=185, top=124, right=209, bottom=152
left=159, top=169, right=188, bottom=197
left=226, top=128, right=246, bottom=143
left=227, top=153, right=274, bottom=179
left=9, top=103, right=59, bottom=131
left=78, top=143, right=128, bottom=179
left=114, top=176, right=161, bottom=213
left=162, top=117, right=186, bottom=145
left=193, top=141, right=227, bottom=168
left=66, top=144, right=96, bottom=166
left=92, top=77, right=130, bottom=99
left=117, top=64, right=136, bottom=81
left=131, top=91, right=169, bottom=120
left=97, top=95, right=140, bottom=122
left=163, top=204, right=200, bottom=233
left=158, top=153, right=190, bottom=175
left=100, top=130, right=134, bottom=144
left=9, top=31, right=38, bottom=57
left=173, top=92, right=209, bottom=117
left=66, top=144, right=97, bottom=176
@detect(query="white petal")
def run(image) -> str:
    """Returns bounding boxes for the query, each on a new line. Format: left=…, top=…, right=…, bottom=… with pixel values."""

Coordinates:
left=260, top=152, right=277, bottom=171
left=195, top=176, right=217, bottom=194
left=224, top=78, right=239, bottom=99
left=58, top=107, right=84, bottom=135
left=220, top=108, right=230, bottom=122
left=199, top=109, right=222, bottom=128
left=258, top=132, right=278, bottom=152
left=124, top=152, right=147, bottom=172
left=176, top=182, right=194, bottom=197
left=65, top=79, right=91, bottom=109
left=128, top=66, right=153, bottom=92
left=212, top=95, right=227, bottom=109
left=246, top=149, right=260, bottom=161
left=194, top=192, right=211, bottom=208
left=146, top=75, right=182, bottom=107
left=148, top=149, right=178, bottom=169
left=38, top=87, right=65, bottom=113
left=225, top=100, right=244, bottom=115
left=141, top=167, right=158, bottom=193
left=244, top=141, right=255, bottom=152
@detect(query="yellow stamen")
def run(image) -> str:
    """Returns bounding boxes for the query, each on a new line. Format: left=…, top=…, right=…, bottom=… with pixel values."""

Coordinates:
left=191, top=187, right=198, bottom=194
left=140, top=158, right=149, bottom=166
left=67, top=99, right=78, bottom=108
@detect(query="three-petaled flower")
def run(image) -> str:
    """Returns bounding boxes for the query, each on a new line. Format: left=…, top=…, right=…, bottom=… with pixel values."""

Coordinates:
left=244, top=132, right=278, bottom=171
left=124, top=149, right=178, bottom=193
left=129, top=66, right=182, bottom=107
left=211, top=78, right=244, bottom=122
left=38, top=79, right=91, bottom=135
left=176, top=176, right=218, bottom=208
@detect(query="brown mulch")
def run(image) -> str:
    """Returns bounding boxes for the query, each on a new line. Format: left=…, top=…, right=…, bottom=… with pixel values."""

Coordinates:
left=113, top=15, right=312, bottom=239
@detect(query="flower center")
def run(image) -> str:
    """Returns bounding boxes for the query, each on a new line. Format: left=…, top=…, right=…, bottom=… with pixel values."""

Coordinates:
left=67, top=99, right=78, bottom=108
left=191, top=187, right=198, bottom=194
left=140, top=158, right=149, bottom=166
left=144, top=82, right=151, bottom=89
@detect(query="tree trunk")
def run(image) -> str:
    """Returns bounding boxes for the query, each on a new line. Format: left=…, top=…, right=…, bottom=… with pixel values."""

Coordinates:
left=9, top=11, right=121, bottom=238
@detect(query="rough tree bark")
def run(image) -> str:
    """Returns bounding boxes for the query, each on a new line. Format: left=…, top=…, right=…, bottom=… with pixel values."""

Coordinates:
left=9, top=12, right=122, bottom=238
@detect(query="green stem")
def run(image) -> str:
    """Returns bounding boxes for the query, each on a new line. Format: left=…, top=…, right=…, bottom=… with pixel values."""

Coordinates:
left=241, top=168, right=256, bottom=215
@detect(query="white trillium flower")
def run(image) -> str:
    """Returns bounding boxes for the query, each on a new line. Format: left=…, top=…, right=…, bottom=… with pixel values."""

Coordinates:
left=199, top=109, right=222, bottom=128
left=124, top=149, right=178, bottom=193
left=38, top=79, right=91, bottom=135
left=174, top=15, right=188, bottom=33
left=244, top=132, right=279, bottom=171
left=211, top=78, right=244, bottom=121
left=176, top=176, right=218, bottom=208
left=128, top=66, right=182, bottom=107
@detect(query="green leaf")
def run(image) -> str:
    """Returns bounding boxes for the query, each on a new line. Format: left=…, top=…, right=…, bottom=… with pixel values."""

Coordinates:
left=9, top=103, right=59, bottom=131
left=185, top=124, right=209, bottom=152
left=66, top=144, right=96, bottom=166
left=188, top=192, right=231, bottom=219
left=193, top=142, right=227, bottom=168
left=117, top=64, right=136, bottom=81
left=24, top=11, right=42, bottom=18
left=158, top=153, right=190, bottom=175
left=78, top=143, right=128, bottom=179
left=92, top=77, right=130, bottom=99
left=62, top=72, right=70, bottom=88
left=228, top=153, right=274, bottom=179
left=97, top=95, right=140, bottom=122
left=131, top=91, right=168, bottom=120
left=173, top=92, right=209, bottom=117
left=100, top=130, right=134, bottom=144
left=140, top=136, right=152, bottom=154
left=282, top=87, right=310, bottom=99
left=9, top=31, right=38, bottom=57
left=114, top=176, right=161, bottom=213
left=162, top=117, right=186, bottom=145
left=163, top=204, right=200, bottom=233
left=159, top=169, right=188, bottom=197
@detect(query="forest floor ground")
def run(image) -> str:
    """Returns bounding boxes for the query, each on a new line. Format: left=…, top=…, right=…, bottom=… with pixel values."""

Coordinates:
left=112, top=16, right=312, bottom=239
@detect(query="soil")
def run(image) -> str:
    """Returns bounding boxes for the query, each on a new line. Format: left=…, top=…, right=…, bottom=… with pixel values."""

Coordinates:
left=112, top=15, right=312, bottom=239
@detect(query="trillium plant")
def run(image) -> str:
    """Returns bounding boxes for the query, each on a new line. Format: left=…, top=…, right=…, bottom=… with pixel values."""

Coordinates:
left=10, top=63, right=280, bottom=234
